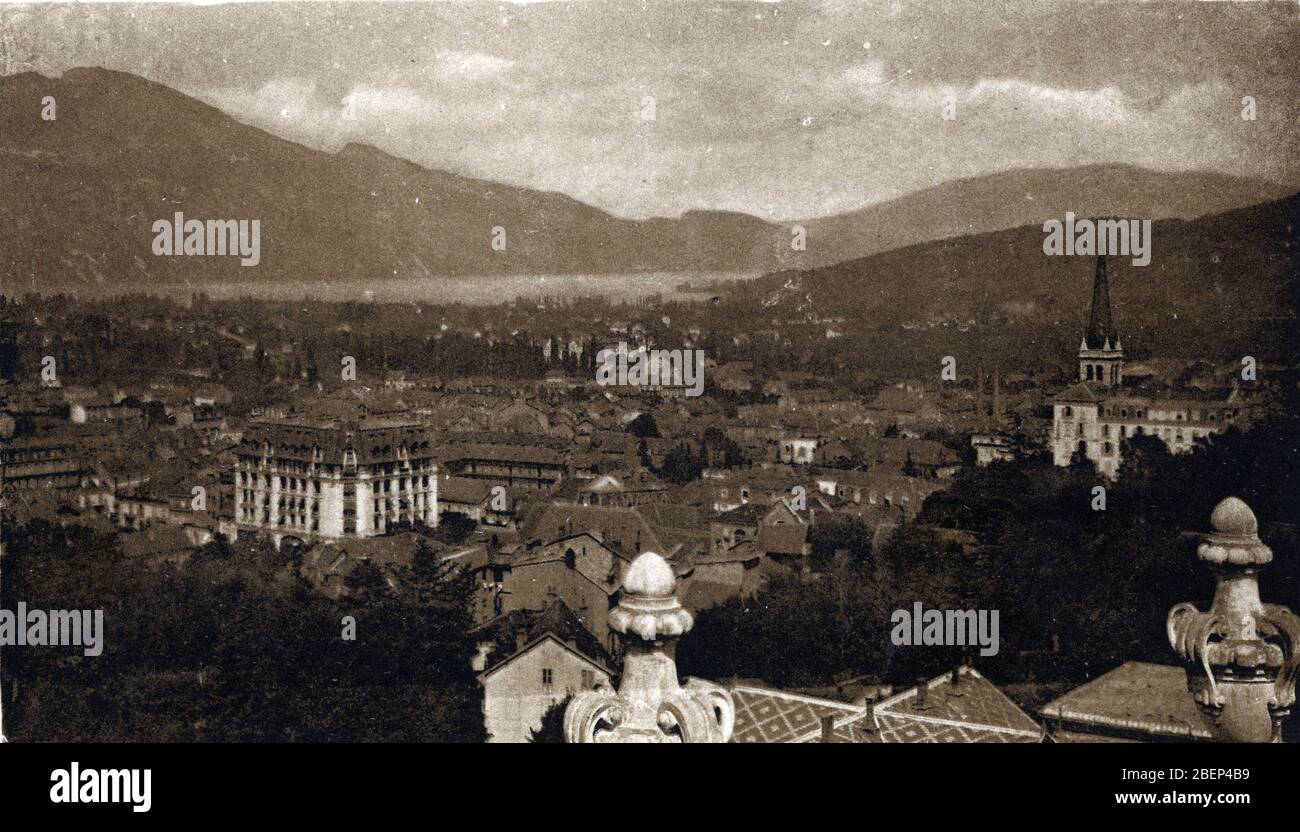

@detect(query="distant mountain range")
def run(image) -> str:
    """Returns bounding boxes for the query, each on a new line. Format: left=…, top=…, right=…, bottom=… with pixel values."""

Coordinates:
left=0, top=68, right=1294, bottom=292
left=745, top=192, right=1299, bottom=367
left=797, top=165, right=1293, bottom=266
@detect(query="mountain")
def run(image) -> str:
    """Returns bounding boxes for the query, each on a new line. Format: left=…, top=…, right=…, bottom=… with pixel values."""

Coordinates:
left=0, top=68, right=1292, bottom=293
left=744, top=193, right=1300, bottom=369
left=0, top=68, right=792, bottom=291
left=798, top=165, right=1292, bottom=266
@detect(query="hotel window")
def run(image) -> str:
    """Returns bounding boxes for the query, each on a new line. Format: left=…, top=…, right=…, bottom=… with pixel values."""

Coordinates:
left=541, top=668, right=554, bottom=687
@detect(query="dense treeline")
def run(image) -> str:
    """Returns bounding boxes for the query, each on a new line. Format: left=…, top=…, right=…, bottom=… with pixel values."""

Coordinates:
left=680, top=418, right=1300, bottom=713
left=0, top=525, right=483, bottom=742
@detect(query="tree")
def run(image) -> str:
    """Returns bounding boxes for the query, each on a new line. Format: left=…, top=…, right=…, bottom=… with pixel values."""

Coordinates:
left=433, top=512, right=477, bottom=544
left=628, top=413, right=660, bottom=438
left=1, top=516, right=486, bottom=742
left=659, top=442, right=703, bottom=484
left=344, top=560, right=390, bottom=599
left=529, top=694, right=572, bottom=743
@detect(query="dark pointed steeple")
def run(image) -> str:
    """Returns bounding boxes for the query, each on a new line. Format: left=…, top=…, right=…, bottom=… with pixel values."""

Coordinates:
left=1077, top=254, right=1124, bottom=387
left=1084, top=255, right=1116, bottom=350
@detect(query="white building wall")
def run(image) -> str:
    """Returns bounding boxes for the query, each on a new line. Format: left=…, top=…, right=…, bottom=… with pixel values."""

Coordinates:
left=482, top=639, right=609, bottom=744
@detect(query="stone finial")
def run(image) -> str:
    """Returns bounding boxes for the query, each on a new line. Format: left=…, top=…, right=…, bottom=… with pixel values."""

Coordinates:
left=1168, top=497, right=1300, bottom=742
left=564, top=551, right=735, bottom=743
left=608, top=551, right=694, bottom=641
left=1199, top=496, right=1272, bottom=566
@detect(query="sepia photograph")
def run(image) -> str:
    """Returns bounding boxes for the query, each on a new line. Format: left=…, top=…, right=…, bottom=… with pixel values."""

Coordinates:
left=0, top=0, right=1297, bottom=811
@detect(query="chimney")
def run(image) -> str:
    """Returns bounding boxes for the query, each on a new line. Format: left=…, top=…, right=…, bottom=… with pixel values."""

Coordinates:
left=515, top=632, right=527, bottom=653
left=949, top=666, right=964, bottom=696
left=914, top=679, right=928, bottom=710
left=863, top=702, right=877, bottom=735
left=819, top=714, right=835, bottom=743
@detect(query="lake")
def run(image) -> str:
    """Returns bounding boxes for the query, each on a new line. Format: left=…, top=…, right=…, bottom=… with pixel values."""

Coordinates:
left=171, top=271, right=764, bottom=306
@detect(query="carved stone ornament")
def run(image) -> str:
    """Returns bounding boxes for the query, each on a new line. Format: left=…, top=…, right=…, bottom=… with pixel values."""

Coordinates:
left=1168, top=497, right=1300, bottom=742
left=564, top=551, right=735, bottom=743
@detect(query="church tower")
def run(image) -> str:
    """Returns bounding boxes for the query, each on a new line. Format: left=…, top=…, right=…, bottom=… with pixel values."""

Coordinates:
left=1078, top=255, right=1123, bottom=387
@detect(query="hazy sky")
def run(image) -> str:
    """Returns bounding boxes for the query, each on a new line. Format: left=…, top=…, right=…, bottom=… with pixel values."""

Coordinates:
left=5, top=0, right=1298, bottom=219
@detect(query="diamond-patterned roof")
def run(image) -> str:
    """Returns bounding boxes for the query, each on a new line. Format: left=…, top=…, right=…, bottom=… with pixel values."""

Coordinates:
left=726, top=667, right=1042, bottom=743
left=870, top=666, right=1043, bottom=742
left=729, top=686, right=868, bottom=743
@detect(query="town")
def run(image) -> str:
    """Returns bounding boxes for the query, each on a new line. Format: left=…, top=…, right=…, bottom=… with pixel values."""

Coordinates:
left=3, top=248, right=1296, bottom=743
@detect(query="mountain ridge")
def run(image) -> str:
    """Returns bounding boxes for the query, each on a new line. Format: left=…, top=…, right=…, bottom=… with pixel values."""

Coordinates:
left=0, top=68, right=1292, bottom=291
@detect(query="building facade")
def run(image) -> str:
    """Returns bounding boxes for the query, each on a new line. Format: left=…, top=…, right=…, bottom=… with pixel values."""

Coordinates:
left=444, top=442, right=566, bottom=489
left=1051, top=256, right=1243, bottom=478
left=234, top=417, right=438, bottom=544
left=479, top=635, right=610, bottom=743
left=0, top=434, right=84, bottom=496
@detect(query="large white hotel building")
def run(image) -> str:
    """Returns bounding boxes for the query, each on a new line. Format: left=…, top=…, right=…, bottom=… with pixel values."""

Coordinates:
left=234, top=416, right=439, bottom=546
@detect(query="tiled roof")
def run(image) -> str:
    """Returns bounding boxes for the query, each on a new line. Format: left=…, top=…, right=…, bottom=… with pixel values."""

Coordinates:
left=728, top=685, right=872, bottom=744
left=522, top=502, right=666, bottom=557
left=239, top=418, right=433, bottom=464
left=1039, top=661, right=1215, bottom=742
left=872, top=713, right=1037, bottom=743
left=870, top=666, right=1043, bottom=743
left=442, top=441, right=566, bottom=466
left=472, top=600, right=611, bottom=674
left=439, top=475, right=494, bottom=505
left=715, top=502, right=767, bottom=525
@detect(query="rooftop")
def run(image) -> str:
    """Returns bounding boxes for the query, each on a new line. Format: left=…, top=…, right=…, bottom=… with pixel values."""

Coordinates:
left=1039, top=661, right=1214, bottom=742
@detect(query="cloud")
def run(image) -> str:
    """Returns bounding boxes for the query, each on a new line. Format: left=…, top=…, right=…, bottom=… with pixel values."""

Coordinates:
left=168, top=0, right=1296, bottom=221
left=837, top=67, right=1138, bottom=124
left=964, top=79, right=1132, bottom=122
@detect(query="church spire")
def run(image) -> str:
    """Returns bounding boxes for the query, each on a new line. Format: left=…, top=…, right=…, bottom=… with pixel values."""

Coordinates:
left=1077, top=254, right=1124, bottom=387
left=1085, top=254, right=1116, bottom=350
